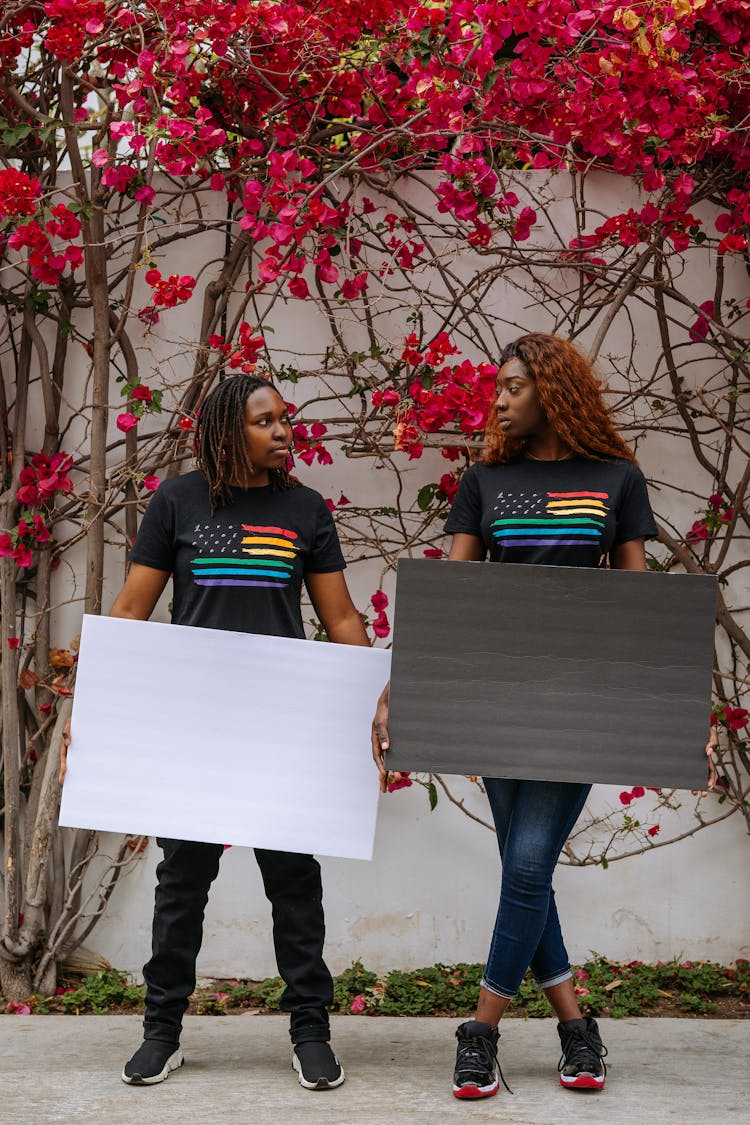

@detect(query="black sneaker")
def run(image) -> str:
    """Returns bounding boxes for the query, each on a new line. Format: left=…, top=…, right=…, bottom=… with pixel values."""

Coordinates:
left=452, top=1020, right=504, bottom=1099
left=292, top=1041, right=345, bottom=1090
left=121, top=1039, right=184, bottom=1085
left=557, top=1016, right=607, bottom=1090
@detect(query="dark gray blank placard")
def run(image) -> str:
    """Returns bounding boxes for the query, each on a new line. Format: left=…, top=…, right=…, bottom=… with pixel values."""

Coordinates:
left=386, top=560, right=716, bottom=789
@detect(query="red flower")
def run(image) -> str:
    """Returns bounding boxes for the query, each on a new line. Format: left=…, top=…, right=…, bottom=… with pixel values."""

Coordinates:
left=370, top=590, right=389, bottom=613
left=0, top=168, right=40, bottom=217
left=132, top=385, right=153, bottom=403
left=12, top=545, right=33, bottom=568
left=387, top=771, right=412, bottom=793
left=423, top=548, right=443, bottom=558
left=116, top=412, right=138, bottom=433
left=7, top=637, right=20, bottom=649
left=288, top=276, right=309, bottom=299
left=6, top=1001, right=31, bottom=1015
left=619, top=790, right=633, bottom=805
left=722, top=705, right=749, bottom=731
left=686, top=519, right=709, bottom=543
left=349, top=994, right=367, bottom=1013
left=372, top=611, right=390, bottom=639
left=16, top=484, right=39, bottom=505
left=648, top=825, right=660, bottom=837
left=143, top=475, right=160, bottom=492
left=179, top=417, right=195, bottom=432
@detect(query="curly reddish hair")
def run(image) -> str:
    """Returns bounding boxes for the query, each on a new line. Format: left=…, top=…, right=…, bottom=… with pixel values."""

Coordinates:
left=482, top=333, right=635, bottom=464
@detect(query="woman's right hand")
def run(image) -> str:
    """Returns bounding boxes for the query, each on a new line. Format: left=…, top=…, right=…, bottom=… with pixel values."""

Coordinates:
left=371, top=682, right=391, bottom=793
left=59, top=717, right=71, bottom=785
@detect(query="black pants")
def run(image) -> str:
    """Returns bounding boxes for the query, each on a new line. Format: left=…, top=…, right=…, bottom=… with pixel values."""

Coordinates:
left=142, top=838, right=333, bottom=1045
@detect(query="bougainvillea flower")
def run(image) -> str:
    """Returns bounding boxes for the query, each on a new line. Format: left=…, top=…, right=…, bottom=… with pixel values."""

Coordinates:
left=116, top=412, right=138, bottom=433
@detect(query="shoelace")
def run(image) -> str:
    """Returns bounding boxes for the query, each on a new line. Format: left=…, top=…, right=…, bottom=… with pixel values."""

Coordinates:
left=558, top=1028, right=608, bottom=1076
left=456, top=1037, right=513, bottom=1094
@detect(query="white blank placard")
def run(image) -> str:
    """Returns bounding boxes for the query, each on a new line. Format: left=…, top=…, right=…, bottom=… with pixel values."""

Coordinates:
left=59, top=616, right=390, bottom=860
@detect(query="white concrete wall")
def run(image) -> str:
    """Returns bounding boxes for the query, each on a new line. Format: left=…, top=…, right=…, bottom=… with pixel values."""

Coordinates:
left=90, top=777, right=749, bottom=979
left=57, top=170, right=749, bottom=974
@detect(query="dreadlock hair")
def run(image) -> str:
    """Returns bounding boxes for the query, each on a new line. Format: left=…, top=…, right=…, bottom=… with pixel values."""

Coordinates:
left=482, top=333, right=636, bottom=465
left=195, top=374, right=299, bottom=512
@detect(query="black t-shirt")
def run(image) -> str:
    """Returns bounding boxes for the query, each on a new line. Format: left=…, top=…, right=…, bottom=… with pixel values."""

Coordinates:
left=129, top=471, right=345, bottom=638
left=444, top=457, right=658, bottom=567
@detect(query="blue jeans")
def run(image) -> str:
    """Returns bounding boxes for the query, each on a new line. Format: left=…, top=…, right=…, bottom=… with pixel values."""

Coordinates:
left=481, top=777, right=591, bottom=999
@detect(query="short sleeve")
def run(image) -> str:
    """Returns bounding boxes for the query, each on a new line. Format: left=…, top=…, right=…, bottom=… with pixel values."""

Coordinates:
left=304, top=494, right=346, bottom=573
left=444, top=465, right=483, bottom=538
left=129, top=484, right=177, bottom=571
left=613, top=464, right=659, bottom=545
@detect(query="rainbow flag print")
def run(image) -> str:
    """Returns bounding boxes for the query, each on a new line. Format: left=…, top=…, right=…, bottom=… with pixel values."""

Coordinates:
left=191, top=523, right=298, bottom=588
left=491, top=490, right=610, bottom=547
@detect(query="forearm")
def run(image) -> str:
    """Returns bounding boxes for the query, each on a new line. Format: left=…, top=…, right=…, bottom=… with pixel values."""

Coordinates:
left=325, top=610, right=371, bottom=647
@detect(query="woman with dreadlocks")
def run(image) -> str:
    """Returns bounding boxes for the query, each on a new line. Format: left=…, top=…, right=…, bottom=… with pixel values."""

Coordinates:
left=61, top=373, right=369, bottom=1090
left=371, top=332, right=717, bottom=1100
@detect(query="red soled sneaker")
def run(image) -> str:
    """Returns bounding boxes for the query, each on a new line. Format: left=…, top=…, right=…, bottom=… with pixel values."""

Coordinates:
left=557, top=1016, right=608, bottom=1090
left=452, top=1020, right=503, bottom=1099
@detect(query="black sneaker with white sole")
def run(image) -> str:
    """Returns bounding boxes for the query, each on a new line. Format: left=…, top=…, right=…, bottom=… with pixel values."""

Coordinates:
left=292, top=1041, right=345, bottom=1090
left=453, top=1020, right=506, bottom=1099
left=122, top=1039, right=184, bottom=1085
left=557, top=1016, right=607, bottom=1090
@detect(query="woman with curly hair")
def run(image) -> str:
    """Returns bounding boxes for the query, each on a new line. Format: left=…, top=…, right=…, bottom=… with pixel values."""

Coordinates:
left=372, top=332, right=716, bottom=1099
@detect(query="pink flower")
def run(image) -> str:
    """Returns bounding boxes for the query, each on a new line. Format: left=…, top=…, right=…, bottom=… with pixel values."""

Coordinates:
left=116, top=412, right=138, bottom=433
left=17, top=484, right=39, bottom=505
left=688, top=300, right=714, bottom=343
left=686, top=519, right=709, bottom=543
left=631, top=786, right=645, bottom=799
left=143, top=476, right=160, bottom=492
left=134, top=185, right=156, bottom=206
left=337, top=493, right=350, bottom=506
left=12, top=545, right=33, bottom=568
left=349, top=994, right=367, bottom=1013
left=341, top=273, right=368, bottom=300
left=370, top=590, right=389, bottom=613
left=288, top=276, right=309, bottom=299
left=387, top=771, right=412, bottom=793
left=7, top=1001, right=31, bottom=1015
left=372, top=611, right=390, bottom=638
left=33, top=515, right=51, bottom=543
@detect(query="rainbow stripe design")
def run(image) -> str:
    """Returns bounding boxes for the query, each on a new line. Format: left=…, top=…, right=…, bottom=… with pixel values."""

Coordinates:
left=191, top=523, right=299, bottom=588
left=491, top=490, right=610, bottom=548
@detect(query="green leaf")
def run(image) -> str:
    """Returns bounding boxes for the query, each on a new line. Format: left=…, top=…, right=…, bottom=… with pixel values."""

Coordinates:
left=417, top=483, right=438, bottom=511
left=428, top=781, right=438, bottom=811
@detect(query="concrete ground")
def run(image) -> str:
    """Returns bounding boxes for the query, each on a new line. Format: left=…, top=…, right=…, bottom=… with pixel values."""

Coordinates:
left=2, top=1014, right=748, bottom=1124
